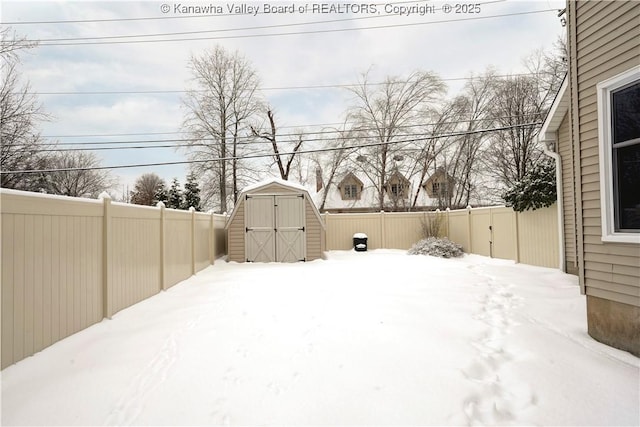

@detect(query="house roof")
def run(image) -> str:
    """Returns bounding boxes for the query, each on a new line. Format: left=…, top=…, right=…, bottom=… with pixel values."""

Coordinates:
left=385, top=170, right=410, bottom=186
left=337, top=172, right=363, bottom=188
left=539, top=75, right=569, bottom=141
left=315, top=172, right=436, bottom=211
left=424, top=168, right=455, bottom=186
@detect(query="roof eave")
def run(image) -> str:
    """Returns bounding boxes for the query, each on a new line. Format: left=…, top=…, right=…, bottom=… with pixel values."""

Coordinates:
left=539, top=76, right=570, bottom=142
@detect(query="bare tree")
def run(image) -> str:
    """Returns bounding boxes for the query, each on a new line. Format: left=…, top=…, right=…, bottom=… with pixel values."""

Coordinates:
left=0, top=27, right=36, bottom=59
left=251, top=108, right=303, bottom=180
left=441, top=71, right=498, bottom=209
left=0, top=28, right=49, bottom=190
left=485, top=47, right=567, bottom=188
left=404, top=105, right=458, bottom=210
left=130, top=173, right=165, bottom=206
left=182, top=45, right=262, bottom=213
left=346, top=70, right=446, bottom=210
left=39, top=151, right=115, bottom=198
left=313, top=121, right=356, bottom=211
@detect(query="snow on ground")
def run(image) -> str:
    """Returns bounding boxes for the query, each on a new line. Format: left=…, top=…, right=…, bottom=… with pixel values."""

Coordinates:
left=2, top=250, right=639, bottom=426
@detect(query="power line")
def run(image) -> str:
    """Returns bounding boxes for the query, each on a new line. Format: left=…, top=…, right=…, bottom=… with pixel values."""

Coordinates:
left=40, top=123, right=339, bottom=138
left=22, top=0, right=506, bottom=43
left=32, top=73, right=541, bottom=96
left=23, top=14, right=398, bottom=43
left=26, top=113, right=544, bottom=148
left=1, top=122, right=542, bottom=174
left=31, top=9, right=556, bottom=46
left=42, top=130, right=188, bottom=138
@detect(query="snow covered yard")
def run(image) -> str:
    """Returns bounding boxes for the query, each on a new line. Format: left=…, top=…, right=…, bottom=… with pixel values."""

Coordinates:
left=2, top=250, right=638, bottom=426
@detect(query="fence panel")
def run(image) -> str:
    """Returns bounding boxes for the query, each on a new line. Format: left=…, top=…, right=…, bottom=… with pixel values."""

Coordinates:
left=517, top=205, right=559, bottom=268
left=1, top=191, right=103, bottom=369
left=164, top=209, right=193, bottom=289
left=490, top=208, right=518, bottom=261
left=110, top=203, right=161, bottom=315
left=383, top=212, right=425, bottom=249
left=470, top=209, right=491, bottom=257
left=447, top=210, right=470, bottom=252
left=194, top=213, right=212, bottom=271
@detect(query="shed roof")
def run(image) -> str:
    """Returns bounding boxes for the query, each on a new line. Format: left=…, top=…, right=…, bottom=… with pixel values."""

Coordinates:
left=225, top=179, right=325, bottom=230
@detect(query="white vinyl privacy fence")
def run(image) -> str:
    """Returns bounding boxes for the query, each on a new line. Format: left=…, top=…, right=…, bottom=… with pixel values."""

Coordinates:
left=323, top=205, right=559, bottom=268
left=1, top=188, right=558, bottom=370
left=1, top=189, right=227, bottom=369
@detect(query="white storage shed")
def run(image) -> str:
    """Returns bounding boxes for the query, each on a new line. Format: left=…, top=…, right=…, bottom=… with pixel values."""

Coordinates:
left=226, top=180, right=325, bottom=262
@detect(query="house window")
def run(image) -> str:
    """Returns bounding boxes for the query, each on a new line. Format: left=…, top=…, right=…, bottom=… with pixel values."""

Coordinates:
left=343, top=184, right=358, bottom=200
left=597, top=66, right=640, bottom=243
left=432, top=182, right=447, bottom=195
left=390, top=183, right=404, bottom=198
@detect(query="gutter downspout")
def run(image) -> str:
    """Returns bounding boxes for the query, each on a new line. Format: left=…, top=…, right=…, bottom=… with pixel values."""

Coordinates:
left=541, top=138, right=565, bottom=271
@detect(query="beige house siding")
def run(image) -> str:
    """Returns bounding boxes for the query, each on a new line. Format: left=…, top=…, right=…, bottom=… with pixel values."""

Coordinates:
left=225, top=181, right=325, bottom=262
left=558, top=113, right=578, bottom=273
left=571, top=0, right=640, bottom=307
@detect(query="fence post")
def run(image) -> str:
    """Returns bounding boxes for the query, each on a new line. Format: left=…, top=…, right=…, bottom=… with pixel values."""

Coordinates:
left=190, top=207, right=196, bottom=275
left=380, top=210, right=386, bottom=249
left=209, top=211, right=215, bottom=265
left=99, top=192, right=113, bottom=319
left=445, top=208, right=451, bottom=238
left=157, top=202, right=166, bottom=291
left=466, top=205, right=473, bottom=254
left=323, top=213, right=329, bottom=251
left=514, top=210, right=520, bottom=264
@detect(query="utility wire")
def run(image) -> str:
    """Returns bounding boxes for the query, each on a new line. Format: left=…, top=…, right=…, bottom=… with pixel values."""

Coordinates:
left=1, top=122, right=542, bottom=174
left=23, top=113, right=543, bottom=148
left=32, top=73, right=541, bottom=95
left=22, top=13, right=410, bottom=43
left=22, top=0, right=505, bottom=43
left=30, top=9, right=556, bottom=46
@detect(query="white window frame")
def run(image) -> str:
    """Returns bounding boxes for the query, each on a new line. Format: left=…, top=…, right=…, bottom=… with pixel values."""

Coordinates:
left=596, top=65, right=640, bottom=244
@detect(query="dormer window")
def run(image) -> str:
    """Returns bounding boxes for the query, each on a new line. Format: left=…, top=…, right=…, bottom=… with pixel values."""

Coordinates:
left=385, top=172, right=410, bottom=199
left=424, top=169, right=455, bottom=199
left=344, top=184, right=358, bottom=200
left=338, top=172, right=364, bottom=201
left=432, top=182, right=447, bottom=195
left=390, top=183, right=404, bottom=198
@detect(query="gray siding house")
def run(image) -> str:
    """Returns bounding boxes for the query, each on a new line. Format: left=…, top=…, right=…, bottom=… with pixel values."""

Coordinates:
left=540, top=0, right=639, bottom=355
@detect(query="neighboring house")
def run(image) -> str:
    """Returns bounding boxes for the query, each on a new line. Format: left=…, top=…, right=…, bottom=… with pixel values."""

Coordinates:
left=539, top=1, right=639, bottom=356
left=315, top=170, right=448, bottom=213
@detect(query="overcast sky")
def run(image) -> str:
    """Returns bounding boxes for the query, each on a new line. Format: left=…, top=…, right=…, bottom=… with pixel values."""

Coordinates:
left=3, top=0, right=566, bottom=196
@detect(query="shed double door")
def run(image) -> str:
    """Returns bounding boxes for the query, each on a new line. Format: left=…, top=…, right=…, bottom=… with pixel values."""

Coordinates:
left=245, top=194, right=306, bottom=262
